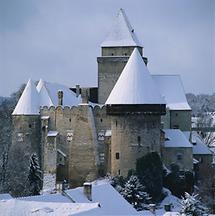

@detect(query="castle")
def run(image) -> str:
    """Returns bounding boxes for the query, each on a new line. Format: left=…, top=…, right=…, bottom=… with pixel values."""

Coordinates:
left=9, top=9, right=193, bottom=195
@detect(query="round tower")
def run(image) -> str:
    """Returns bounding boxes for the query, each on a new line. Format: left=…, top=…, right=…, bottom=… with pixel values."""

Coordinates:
left=8, top=79, right=41, bottom=196
left=105, top=49, right=166, bottom=177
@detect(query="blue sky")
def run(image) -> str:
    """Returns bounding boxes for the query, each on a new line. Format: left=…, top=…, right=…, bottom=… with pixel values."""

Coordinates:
left=0, top=0, right=214, bottom=96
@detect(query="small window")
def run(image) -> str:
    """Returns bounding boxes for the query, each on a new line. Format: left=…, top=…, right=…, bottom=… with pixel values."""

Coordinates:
left=124, top=53, right=127, bottom=56
left=177, top=153, right=182, bottom=161
left=116, top=152, right=120, bottom=160
left=42, top=126, right=46, bottom=132
left=111, top=53, right=114, bottom=56
left=116, top=120, right=118, bottom=127
left=69, top=118, right=71, bottom=122
left=118, top=169, right=120, bottom=175
left=173, top=125, right=179, bottom=129
left=100, top=118, right=103, bottom=123
left=137, top=136, right=141, bottom=146
left=29, top=124, right=32, bottom=128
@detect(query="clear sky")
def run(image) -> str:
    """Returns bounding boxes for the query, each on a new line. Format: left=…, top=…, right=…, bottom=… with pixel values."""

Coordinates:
left=0, top=0, right=214, bottom=96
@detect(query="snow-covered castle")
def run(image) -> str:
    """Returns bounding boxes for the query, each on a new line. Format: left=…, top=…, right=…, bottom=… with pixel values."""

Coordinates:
left=9, top=9, right=195, bottom=195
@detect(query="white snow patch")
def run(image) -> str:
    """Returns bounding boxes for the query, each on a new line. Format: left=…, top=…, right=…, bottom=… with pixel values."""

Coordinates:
left=101, top=9, right=142, bottom=47
left=152, top=75, right=191, bottom=111
left=106, top=48, right=165, bottom=105
left=164, top=129, right=193, bottom=148
left=12, top=79, right=40, bottom=115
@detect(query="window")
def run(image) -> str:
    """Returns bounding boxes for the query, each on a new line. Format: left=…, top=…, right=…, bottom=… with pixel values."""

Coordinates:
left=177, top=153, right=182, bottom=161
left=100, top=118, right=103, bottom=123
left=116, top=120, right=118, bottom=127
left=173, top=125, right=179, bottom=129
left=69, top=118, right=71, bottom=122
left=29, top=124, right=32, bottom=128
left=137, top=136, right=141, bottom=145
left=116, top=152, right=120, bottom=160
left=118, top=169, right=120, bottom=175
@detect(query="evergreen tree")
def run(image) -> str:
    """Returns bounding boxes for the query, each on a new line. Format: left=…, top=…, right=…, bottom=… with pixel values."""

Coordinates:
left=180, top=192, right=208, bottom=216
left=136, top=152, right=163, bottom=202
left=110, top=175, right=126, bottom=194
left=28, top=153, right=42, bottom=195
left=122, top=175, right=150, bottom=211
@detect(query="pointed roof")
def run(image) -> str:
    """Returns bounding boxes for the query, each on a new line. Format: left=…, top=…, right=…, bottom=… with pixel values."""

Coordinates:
left=12, top=79, right=40, bottom=115
left=37, top=79, right=81, bottom=107
left=105, top=48, right=165, bottom=105
left=101, top=9, right=142, bottom=47
left=37, top=79, right=54, bottom=107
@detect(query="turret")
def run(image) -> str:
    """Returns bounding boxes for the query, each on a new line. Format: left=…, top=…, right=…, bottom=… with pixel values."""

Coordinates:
left=98, top=9, right=147, bottom=104
left=105, top=49, right=166, bottom=176
left=8, top=79, right=41, bottom=196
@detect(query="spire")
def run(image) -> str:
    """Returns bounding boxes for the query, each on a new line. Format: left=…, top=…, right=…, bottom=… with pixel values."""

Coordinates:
left=37, top=79, right=54, bottom=107
left=12, top=79, right=40, bottom=115
left=105, top=48, right=165, bottom=105
left=101, top=9, right=142, bottom=47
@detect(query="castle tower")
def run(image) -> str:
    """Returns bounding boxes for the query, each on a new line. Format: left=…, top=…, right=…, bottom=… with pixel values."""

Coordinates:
left=9, top=79, right=41, bottom=196
left=98, top=9, right=148, bottom=104
left=106, top=49, right=166, bottom=176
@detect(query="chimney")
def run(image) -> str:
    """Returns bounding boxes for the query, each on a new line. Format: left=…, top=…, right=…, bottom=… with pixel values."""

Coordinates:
left=76, top=85, right=80, bottom=97
left=58, top=90, right=63, bottom=106
left=81, top=88, right=89, bottom=104
left=83, top=182, right=92, bottom=201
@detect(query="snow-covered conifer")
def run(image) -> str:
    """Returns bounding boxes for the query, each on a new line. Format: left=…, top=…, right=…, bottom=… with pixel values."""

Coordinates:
left=180, top=192, right=208, bottom=216
left=28, top=153, right=42, bottom=195
left=122, top=175, right=150, bottom=210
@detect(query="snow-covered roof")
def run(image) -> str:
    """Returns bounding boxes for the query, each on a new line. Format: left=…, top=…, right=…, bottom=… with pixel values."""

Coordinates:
left=106, top=48, right=165, bottom=105
left=105, top=130, right=112, bottom=137
left=47, top=131, right=58, bottom=137
left=152, top=75, right=191, bottom=111
left=164, top=129, right=193, bottom=148
left=13, top=79, right=82, bottom=115
left=66, top=182, right=137, bottom=215
left=12, top=79, right=40, bottom=115
left=101, top=9, right=142, bottom=47
left=0, top=199, right=99, bottom=216
left=183, top=131, right=212, bottom=155
left=57, top=149, right=67, bottom=157
left=37, top=80, right=54, bottom=107
left=37, top=79, right=81, bottom=107
left=18, top=181, right=137, bottom=215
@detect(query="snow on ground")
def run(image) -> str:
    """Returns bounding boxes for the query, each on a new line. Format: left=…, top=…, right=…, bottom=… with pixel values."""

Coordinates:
left=0, top=193, right=13, bottom=201
left=0, top=199, right=99, bottom=216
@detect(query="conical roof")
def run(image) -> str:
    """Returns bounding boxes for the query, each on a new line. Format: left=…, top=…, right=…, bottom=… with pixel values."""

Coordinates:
left=101, top=9, right=142, bottom=47
left=12, top=79, right=40, bottom=115
left=37, top=79, right=54, bottom=107
left=105, top=48, right=165, bottom=105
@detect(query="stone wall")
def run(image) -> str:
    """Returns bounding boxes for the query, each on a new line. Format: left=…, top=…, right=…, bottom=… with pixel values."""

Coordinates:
left=92, top=105, right=111, bottom=175
left=110, top=114, right=161, bottom=177
left=41, top=105, right=101, bottom=187
left=97, top=46, right=147, bottom=104
left=162, top=147, right=193, bottom=171
left=8, top=115, right=41, bottom=196
left=170, top=110, right=192, bottom=131
left=162, top=110, right=191, bottom=131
